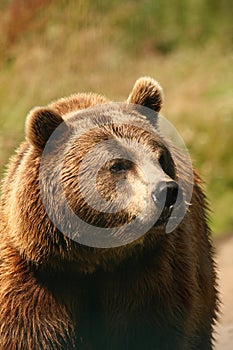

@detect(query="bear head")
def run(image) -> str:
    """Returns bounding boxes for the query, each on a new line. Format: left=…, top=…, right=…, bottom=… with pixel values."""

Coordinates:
left=6, top=77, right=190, bottom=273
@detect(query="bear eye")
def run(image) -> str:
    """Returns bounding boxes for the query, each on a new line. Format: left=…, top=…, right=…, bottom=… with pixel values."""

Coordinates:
left=110, top=161, right=127, bottom=174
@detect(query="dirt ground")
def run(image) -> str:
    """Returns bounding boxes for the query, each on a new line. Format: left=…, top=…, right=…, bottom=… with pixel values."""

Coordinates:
left=214, top=235, right=233, bottom=349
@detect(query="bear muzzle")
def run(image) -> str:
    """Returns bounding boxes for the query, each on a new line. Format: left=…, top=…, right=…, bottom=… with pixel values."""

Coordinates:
left=151, top=180, right=183, bottom=226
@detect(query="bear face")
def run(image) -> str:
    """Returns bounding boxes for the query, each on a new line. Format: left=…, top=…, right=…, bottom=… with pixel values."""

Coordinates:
left=58, top=105, right=181, bottom=238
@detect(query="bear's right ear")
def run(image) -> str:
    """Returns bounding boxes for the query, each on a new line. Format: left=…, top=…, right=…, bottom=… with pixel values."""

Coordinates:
left=26, top=107, right=64, bottom=149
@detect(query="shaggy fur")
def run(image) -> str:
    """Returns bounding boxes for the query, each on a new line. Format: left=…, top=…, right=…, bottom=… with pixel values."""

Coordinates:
left=0, top=77, right=218, bottom=349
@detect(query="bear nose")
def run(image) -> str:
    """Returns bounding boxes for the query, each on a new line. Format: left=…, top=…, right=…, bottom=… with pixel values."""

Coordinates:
left=152, top=181, right=179, bottom=208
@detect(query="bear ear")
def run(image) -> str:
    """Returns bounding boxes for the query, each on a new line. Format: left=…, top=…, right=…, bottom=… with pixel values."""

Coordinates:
left=127, top=77, right=164, bottom=112
left=26, top=107, right=64, bottom=149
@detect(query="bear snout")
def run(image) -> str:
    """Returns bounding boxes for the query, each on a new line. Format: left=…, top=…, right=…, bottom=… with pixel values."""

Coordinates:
left=151, top=180, right=181, bottom=209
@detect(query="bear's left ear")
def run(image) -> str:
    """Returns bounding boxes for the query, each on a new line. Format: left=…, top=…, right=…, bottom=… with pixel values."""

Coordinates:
left=26, top=107, right=64, bottom=149
left=127, top=77, right=164, bottom=113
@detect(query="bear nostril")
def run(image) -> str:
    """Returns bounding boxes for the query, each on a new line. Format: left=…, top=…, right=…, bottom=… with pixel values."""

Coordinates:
left=152, top=181, right=179, bottom=208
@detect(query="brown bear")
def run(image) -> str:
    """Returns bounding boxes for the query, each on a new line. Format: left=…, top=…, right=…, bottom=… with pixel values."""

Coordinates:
left=0, top=77, right=218, bottom=349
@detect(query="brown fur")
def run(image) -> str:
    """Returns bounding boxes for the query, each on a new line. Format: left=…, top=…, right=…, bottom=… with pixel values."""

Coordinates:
left=0, top=77, right=218, bottom=349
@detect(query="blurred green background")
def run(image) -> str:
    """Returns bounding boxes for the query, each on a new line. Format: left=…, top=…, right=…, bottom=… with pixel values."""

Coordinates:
left=0, top=0, right=232, bottom=235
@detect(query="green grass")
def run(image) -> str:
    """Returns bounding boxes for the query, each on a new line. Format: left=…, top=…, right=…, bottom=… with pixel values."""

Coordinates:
left=0, top=0, right=232, bottom=235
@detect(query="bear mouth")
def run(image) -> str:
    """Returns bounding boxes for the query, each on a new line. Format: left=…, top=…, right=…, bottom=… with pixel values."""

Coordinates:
left=153, top=204, right=175, bottom=227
